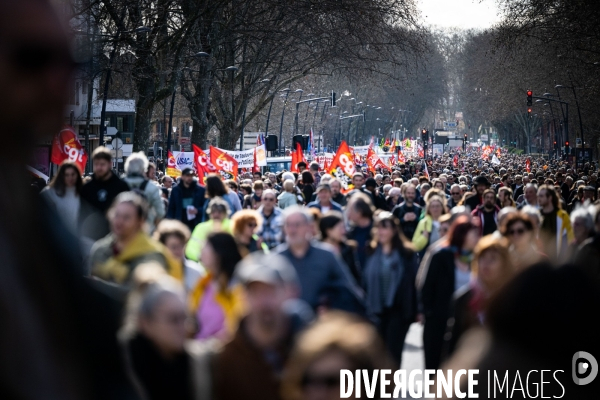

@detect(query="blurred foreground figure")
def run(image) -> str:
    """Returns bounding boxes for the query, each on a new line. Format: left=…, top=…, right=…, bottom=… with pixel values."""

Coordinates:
left=0, top=0, right=136, bottom=398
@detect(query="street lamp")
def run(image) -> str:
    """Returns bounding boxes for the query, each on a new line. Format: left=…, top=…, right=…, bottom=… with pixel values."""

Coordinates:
left=278, top=88, right=292, bottom=155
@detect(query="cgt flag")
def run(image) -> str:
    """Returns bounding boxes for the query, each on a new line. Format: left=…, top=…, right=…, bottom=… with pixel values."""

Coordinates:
left=209, top=145, right=238, bottom=180
left=193, top=144, right=216, bottom=179
left=166, top=151, right=181, bottom=177
left=51, top=126, right=88, bottom=172
left=328, top=141, right=356, bottom=193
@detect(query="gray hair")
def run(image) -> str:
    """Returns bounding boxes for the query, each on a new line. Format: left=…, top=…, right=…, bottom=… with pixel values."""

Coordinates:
left=125, top=151, right=149, bottom=177
left=571, top=206, right=595, bottom=232
left=521, top=205, right=541, bottom=225
left=282, top=172, right=295, bottom=182
left=498, top=207, right=517, bottom=225
left=282, top=205, right=311, bottom=225
left=389, top=187, right=402, bottom=197
left=207, top=197, right=230, bottom=216
left=383, top=184, right=392, bottom=192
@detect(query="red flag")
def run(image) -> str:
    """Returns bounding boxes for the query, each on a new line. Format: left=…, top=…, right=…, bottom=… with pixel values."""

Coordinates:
left=397, top=150, right=406, bottom=164
left=328, top=141, right=356, bottom=193
left=366, top=147, right=380, bottom=173
left=296, top=142, right=305, bottom=164
left=209, top=146, right=238, bottom=180
left=453, top=154, right=459, bottom=167
left=526, top=158, right=531, bottom=173
left=51, top=126, right=88, bottom=172
left=166, top=151, right=181, bottom=177
left=193, top=144, right=215, bottom=179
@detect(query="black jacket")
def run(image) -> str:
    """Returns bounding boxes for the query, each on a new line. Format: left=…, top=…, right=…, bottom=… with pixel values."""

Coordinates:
left=392, top=202, right=422, bottom=240
left=166, top=181, right=206, bottom=230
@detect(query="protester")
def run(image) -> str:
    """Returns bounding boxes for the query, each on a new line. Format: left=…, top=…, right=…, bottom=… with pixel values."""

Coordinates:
left=392, top=183, right=421, bottom=240
left=281, top=312, right=394, bottom=400
left=537, top=184, right=573, bottom=261
left=573, top=204, right=600, bottom=284
left=319, top=212, right=361, bottom=285
left=189, top=232, right=244, bottom=341
left=363, top=211, right=418, bottom=365
left=464, top=175, right=491, bottom=211
left=307, top=183, right=342, bottom=212
left=166, top=168, right=206, bottom=231
left=413, top=195, right=447, bottom=254
left=275, top=206, right=364, bottom=313
left=444, top=236, right=514, bottom=357
left=419, top=215, right=480, bottom=369
left=90, top=192, right=182, bottom=290
left=471, top=189, right=501, bottom=236
left=256, top=189, right=284, bottom=249
left=329, top=178, right=347, bottom=206
left=346, top=193, right=375, bottom=269
left=41, top=161, right=83, bottom=234
left=202, top=174, right=240, bottom=221
left=80, top=146, right=131, bottom=240
left=123, top=152, right=165, bottom=233
left=185, top=198, right=232, bottom=262
left=153, top=219, right=205, bottom=293
left=231, top=209, right=268, bottom=255
left=277, top=180, right=298, bottom=209
left=121, top=266, right=214, bottom=399
left=214, top=253, right=312, bottom=400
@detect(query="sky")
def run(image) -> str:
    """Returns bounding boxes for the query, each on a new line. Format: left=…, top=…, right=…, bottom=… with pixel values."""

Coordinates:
left=417, top=0, right=502, bottom=30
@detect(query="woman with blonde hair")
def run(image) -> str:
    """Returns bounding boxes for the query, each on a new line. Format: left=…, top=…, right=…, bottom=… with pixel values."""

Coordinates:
left=413, top=195, right=448, bottom=253
left=231, top=209, right=268, bottom=255
left=281, top=312, right=394, bottom=400
left=444, top=236, right=515, bottom=357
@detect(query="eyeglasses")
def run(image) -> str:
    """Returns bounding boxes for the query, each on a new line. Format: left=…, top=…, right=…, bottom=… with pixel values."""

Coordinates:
left=451, top=192, right=461, bottom=195
left=507, top=228, right=526, bottom=236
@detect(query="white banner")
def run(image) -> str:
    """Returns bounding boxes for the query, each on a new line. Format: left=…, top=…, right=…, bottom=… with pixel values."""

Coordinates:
left=174, top=147, right=261, bottom=170
left=352, top=145, right=370, bottom=156
left=255, top=145, right=267, bottom=167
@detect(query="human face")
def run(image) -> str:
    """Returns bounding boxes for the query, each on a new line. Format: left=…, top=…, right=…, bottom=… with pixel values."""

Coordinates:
left=317, top=188, right=331, bottom=204
left=147, top=166, right=156, bottom=180
left=421, top=185, right=430, bottom=198
left=210, top=208, right=224, bottom=221
left=537, top=189, right=549, bottom=207
left=163, top=176, right=173, bottom=188
left=262, top=193, right=276, bottom=211
left=93, top=158, right=112, bottom=180
left=428, top=200, right=443, bottom=219
left=506, top=221, right=532, bottom=248
left=450, top=187, right=462, bottom=201
left=284, top=214, right=311, bottom=246
left=302, top=350, right=353, bottom=400
left=376, top=221, right=395, bottom=245
left=245, top=281, right=287, bottom=329
left=462, top=228, right=480, bottom=252
left=140, top=294, right=187, bottom=356
left=63, top=166, right=78, bottom=187
left=110, top=202, right=143, bottom=240
left=477, top=250, right=504, bottom=289
left=245, top=219, right=258, bottom=237
left=327, top=221, right=346, bottom=243
left=0, top=0, right=74, bottom=149
left=439, top=222, right=450, bottom=237
left=484, top=192, right=496, bottom=208
left=524, top=186, right=537, bottom=204
left=352, top=175, right=365, bottom=188
left=383, top=176, right=391, bottom=185
left=330, top=181, right=341, bottom=196
left=164, top=235, right=186, bottom=260
left=200, top=242, right=219, bottom=276
left=404, top=186, right=415, bottom=203
left=182, top=174, right=194, bottom=187
left=434, top=181, right=445, bottom=191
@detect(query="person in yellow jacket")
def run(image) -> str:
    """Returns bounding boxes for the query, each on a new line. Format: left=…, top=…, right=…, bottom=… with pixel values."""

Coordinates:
left=90, top=192, right=182, bottom=285
left=186, top=197, right=233, bottom=261
left=189, top=232, right=245, bottom=341
left=412, top=195, right=448, bottom=253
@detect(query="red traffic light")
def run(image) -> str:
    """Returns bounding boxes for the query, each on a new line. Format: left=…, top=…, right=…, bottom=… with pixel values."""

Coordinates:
left=565, top=141, right=569, bottom=146
left=527, top=108, right=532, bottom=113
left=527, top=90, right=533, bottom=97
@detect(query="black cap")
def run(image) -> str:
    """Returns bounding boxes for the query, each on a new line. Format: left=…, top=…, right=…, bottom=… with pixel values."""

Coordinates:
left=181, top=168, right=194, bottom=176
left=473, top=175, right=491, bottom=187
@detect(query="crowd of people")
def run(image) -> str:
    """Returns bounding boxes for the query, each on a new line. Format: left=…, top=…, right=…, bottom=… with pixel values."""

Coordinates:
left=3, top=2, right=599, bottom=398
left=34, top=143, right=600, bottom=398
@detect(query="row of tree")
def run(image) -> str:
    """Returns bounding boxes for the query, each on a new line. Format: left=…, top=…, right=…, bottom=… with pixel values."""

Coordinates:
left=71, top=0, right=448, bottom=152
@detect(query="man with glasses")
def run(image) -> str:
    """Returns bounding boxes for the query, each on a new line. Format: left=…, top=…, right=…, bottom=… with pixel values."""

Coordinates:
left=256, top=189, right=283, bottom=249
left=448, top=184, right=463, bottom=209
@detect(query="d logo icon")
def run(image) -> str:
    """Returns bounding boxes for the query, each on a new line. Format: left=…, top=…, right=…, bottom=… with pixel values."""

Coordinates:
left=572, top=351, right=598, bottom=385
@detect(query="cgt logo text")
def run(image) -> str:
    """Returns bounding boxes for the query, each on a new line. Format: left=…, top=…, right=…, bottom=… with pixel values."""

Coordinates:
left=339, top=352, right=597, bottom=399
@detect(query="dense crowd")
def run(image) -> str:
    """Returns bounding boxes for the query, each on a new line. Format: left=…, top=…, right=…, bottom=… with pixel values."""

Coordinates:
left=34, top=145, right=600, bottom=399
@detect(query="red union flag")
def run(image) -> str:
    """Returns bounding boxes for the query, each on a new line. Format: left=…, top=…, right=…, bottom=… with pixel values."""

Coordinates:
left=51, top=126, right=88, bottom=172
left=209, top=145, right=238, bottom=180
left=328, top=141, right=355, bottom=193
left=166, top=151, right=181, bottom=177
left=193, top=144, right=216, bottom=179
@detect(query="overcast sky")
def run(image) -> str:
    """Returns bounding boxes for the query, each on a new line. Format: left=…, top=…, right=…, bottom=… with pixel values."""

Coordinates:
left=417, top=0, right=502, bottom=30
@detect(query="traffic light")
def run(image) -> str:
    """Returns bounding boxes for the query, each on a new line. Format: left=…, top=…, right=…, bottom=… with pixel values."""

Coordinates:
left=331, top=91, right=336, bottom=107
left=527, top=90, right=533, bottom=106
left=565, top=140, right=570, bottom=154
left=463, top=133, right=467, bottom=151
left=421, top=129, right=428, bottom=149
left=527, top=107, right=532, bottom=115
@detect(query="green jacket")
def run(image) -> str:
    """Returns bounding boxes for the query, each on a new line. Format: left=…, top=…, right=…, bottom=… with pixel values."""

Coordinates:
left=185, top=219, right=232, bottom=261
